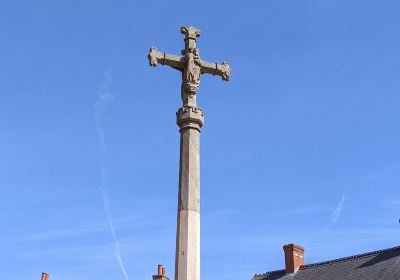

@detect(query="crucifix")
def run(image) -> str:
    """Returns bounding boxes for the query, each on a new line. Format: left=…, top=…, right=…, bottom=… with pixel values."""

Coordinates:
left=148, top=26, right=230, bottom=280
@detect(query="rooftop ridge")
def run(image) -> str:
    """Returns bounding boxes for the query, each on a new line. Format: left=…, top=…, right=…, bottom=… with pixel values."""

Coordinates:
left=254, top=245, right=400, bottom=277
left=301, top=245, right=400, bottom=269
left=253, top=269, right=285, bottom=278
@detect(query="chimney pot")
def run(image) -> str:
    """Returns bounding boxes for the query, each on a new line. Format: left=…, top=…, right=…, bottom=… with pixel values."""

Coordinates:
left=157, top=264, right=163, bottom=275
left=153, top=264, right=169, bottom=280
left=283, top=243, right=304, bottom=273
left=41, top=273, right=49, bottom=280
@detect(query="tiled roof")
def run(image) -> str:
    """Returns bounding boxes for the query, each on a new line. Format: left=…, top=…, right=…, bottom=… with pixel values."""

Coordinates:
left=253, top=246, right=400, bottom=280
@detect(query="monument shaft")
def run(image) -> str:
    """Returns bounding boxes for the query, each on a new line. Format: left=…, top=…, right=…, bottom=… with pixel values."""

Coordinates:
left=175, top=106, right=204, bottom=280
left=148, top=26, right=230, bottom=280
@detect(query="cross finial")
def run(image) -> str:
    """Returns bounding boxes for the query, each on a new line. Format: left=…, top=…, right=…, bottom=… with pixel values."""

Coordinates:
left=180, top=26, right=201, bottom=40
left=181, top=26, right=201, bottom=51
left=148, top=26, right=230, bottom=107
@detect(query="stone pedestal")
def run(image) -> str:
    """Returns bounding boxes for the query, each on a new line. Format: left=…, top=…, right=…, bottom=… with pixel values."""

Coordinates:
left=175, top=106, right=204, bottom=280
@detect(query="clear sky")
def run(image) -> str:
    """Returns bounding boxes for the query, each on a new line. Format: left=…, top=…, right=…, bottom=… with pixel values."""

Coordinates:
left=1, top=0, right=400, bottom=280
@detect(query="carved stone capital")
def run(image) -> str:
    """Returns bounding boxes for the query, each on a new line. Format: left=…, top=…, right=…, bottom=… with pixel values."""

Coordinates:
left=176, top=106, right=204, bottom=131
left=180, top=26, right=201, bottom=40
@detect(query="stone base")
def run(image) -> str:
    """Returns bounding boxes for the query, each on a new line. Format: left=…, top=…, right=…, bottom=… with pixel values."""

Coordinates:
left=175, top=210, right=200, bottom=280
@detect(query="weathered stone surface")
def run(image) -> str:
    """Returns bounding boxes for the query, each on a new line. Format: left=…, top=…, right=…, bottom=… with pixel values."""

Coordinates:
left=178, top=123, right=201, bottom=212
left=175, top=210, right=200, bottom=280
left=176, top=106, right=204, bottom=131
left=148, top=26, right=230, bottom=108
left=148, top=26, right=230, bottom=280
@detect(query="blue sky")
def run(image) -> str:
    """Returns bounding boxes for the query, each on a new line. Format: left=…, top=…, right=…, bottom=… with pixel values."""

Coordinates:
left=1, top=0, right=400, bottom=279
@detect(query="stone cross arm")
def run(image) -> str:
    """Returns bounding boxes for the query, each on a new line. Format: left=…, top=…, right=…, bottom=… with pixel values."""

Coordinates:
left=199, top=60, right=230, bottom=81
left=148, top=48, right=185, bottom=70
left=148, top=47, right=231, bottom=81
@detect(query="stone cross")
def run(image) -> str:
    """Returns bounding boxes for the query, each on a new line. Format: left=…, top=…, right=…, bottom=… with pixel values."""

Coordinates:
left=148, top=26, right=230, bottom=280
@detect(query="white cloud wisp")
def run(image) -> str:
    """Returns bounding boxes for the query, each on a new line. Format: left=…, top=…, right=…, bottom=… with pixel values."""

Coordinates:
left=331, top=194, right=346, bottom=225
left=94, top=70, right=129, bottom=280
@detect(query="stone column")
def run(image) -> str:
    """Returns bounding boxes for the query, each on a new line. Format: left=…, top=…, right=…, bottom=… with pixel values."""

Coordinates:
left=175, top=106, right=204, bottom=280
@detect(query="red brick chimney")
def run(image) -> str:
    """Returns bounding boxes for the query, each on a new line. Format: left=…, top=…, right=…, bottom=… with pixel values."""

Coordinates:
left=152, top=264, right=170, bottom=280
left=41, top=272, right=49, bottom=280
left=283, top=243, right=304, bottom=273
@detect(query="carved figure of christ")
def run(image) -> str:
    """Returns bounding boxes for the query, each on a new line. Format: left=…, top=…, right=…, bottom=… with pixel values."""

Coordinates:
left=148, top=26, right=230, bottom=108
left=147, top=26, right=230, bottom=280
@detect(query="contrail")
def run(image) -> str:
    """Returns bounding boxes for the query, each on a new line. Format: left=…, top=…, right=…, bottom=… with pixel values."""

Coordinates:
left=94, top=69, right=129, bottom=280
left=331, top=194, right=346, bottom=224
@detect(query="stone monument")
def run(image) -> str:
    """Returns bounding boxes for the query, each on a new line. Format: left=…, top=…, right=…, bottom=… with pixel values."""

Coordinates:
left=148, top=26, right=230, bottom=280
